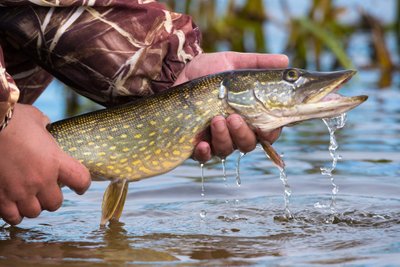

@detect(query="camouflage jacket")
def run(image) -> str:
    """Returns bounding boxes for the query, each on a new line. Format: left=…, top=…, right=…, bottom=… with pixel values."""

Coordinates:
left=0, top=0, right=202, bottom=131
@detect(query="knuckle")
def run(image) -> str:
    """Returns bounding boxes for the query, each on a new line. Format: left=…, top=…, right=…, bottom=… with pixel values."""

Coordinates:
left=19, top=203, right=42, bottom=218
left=2, top=212, right=22, bottom=225
left=45, top=198, right=62, bottom=212
left=238, top=142, right=256, bottom=153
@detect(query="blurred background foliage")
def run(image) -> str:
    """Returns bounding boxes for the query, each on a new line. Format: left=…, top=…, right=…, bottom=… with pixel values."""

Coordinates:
left=64, top=0, right=399, bottom=115
left=163, top=0, right=398, bottom=87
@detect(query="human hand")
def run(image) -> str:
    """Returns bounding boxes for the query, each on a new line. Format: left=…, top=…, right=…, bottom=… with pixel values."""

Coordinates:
left=0, top=104, right=91, bottom=225
left=173, top=52, right=289, bottom=162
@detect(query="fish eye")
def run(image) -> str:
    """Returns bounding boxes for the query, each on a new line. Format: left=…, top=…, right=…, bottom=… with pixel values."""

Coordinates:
left=284, top=69, right=300, bottom=83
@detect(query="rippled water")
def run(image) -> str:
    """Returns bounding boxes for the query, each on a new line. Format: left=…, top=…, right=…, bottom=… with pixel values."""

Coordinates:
left=0, top=71, right=398, bottom=266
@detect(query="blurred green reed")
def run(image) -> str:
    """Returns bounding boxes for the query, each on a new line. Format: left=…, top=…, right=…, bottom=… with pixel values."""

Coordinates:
left=164, top=0, right=398, bottom=86
left=64, top=0, right=399, bottom=116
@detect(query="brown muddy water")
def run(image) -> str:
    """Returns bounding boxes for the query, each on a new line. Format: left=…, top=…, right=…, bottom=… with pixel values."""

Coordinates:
left=1, top=71, right=399, bottom=266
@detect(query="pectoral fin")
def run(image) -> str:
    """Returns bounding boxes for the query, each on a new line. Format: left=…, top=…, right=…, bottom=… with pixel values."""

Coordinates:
left=260, top=140, right=285, bottom=169
left=101, top=179, right=129, bottom=226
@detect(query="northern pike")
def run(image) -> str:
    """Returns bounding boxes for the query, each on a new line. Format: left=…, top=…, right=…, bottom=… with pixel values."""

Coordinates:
left=47, top=68, right=367, bottom=225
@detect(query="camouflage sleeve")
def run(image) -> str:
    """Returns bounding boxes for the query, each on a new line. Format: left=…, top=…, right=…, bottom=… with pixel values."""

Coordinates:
left=0, top=46, right=19, bottom=132
left=0, top=0, right=203, bottom=107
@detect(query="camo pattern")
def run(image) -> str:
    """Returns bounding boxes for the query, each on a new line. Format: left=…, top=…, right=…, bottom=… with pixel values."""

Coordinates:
left=0, top=0, right=202, bottom=130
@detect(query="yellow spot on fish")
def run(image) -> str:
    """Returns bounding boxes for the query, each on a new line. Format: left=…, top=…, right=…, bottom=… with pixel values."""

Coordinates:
left=139, top=166, right=152, bottom=174
left=88, top=142, right=95, bottom=146
left=203, top=110, right=211, bottom=116
left=125, top=166, right=132, bottom=172
left=173, top=127, right=180, bottom=134
left=111, top=127, right=118, bottom=132
left=192, top=126, right=199, bottom=133
left=83, top=151, right=92, bottom=156
left=77, top=140, right=84, bottom=144
left=123, top=147, right=130, bottom=152
left=107, top=136, right=114, bottom=140
left=172, top=150, right=181, bottom=156
left=207, top=98, right=213, bottom=103
left=88, top=160, right=94, bottom=164
left=179, top=137, right=186, bottom=143
left=162, top=161, right=175, bottom=169
left=149, top=141, right=155, bottom=146
left=96, top=162, right=104, bottom=167
left=166, top=142, right=172, bottom=148
left=95, top=135, right=101, bottom=139
left=120, top=158, right=128, bottom=163
left=68, top=147, right=77, bottom=152
left=164, top=152, right=170, bottom=157
left=109, top=146, right=116, bottom=151
left=155, top=149, right=161, bottom=155
left=163, top=128, right=169, bottom=133
left=107, top=165, right=114, bottom=170
left=78, top=159, right=84, bottom=163
left=120, top=134, right=127, bottom=138
left=152, top=161, right=159, bottom=166
left=102, top=143, right=107, bottom=147
left=145, top=155, right=151, bottom=160
left=131, top=154, right=138, bottom=159
left=149, top=120, right=156, bottom=126
left=139, top=147, right=146, bottom=152
left=195, top=100, right=203, bottom=105
left=98, top=152, right=106, bottom=156
left=114, top=169, right=121, bottom=174
left=99, top=127, right=107, bottom=132
left=149, top=132, right=156, bottom=137
left=185, top=114, right=192, bottom=120
left=164, top=117, right=171, bottom=122
left=132, top=160, right=141, bottom=166
left=134, top=134, right=142, bottom=139
left=123, top=125, right=130, bottom=129
left=136, top=124, right=143, bottom=128
left=110, top=155, right=117, bottom=160
left=183, top=105, right=189, bottom=109
left=177, top=113, right=183, bottom=119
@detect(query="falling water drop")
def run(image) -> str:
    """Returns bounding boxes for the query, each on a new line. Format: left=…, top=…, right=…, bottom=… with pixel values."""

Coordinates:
left=200, top=163, right=205, bottom=197
left=320, top=113, right=347, bottom=213
left=279, top=166, right=293, bottom=219
left=235, top=152, right=246, bottom=186
left=221, top=158, right=227, bottom=182
left=200, top=163, right=206, bottom=219
left=199, top=210, right=207, bottom=219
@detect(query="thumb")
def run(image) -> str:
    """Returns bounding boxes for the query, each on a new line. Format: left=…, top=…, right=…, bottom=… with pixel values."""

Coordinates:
left=58, top=152, right=91, bottom=195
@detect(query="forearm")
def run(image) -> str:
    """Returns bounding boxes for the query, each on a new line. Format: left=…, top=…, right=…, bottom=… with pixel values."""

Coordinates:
left=0, top=1, right=202, bottom=107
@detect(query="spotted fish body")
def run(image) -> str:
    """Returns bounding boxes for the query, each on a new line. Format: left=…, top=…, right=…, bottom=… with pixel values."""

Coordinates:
left=49, top=75, right=228, bottom=182
left=47, top=68, right=367, bottom=225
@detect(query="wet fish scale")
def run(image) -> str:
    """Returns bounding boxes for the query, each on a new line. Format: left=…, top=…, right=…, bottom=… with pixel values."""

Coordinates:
left=48, top=74, right=227, bottom=182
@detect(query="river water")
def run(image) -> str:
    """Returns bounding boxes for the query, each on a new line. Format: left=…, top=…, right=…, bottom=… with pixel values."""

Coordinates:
left=0, top=69, right=398, bottom=266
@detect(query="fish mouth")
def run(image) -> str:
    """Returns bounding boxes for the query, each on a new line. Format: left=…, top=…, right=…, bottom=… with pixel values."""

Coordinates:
left=284, top=70, right=368, bottom=120
left=304, top=69, right=357, bottom=104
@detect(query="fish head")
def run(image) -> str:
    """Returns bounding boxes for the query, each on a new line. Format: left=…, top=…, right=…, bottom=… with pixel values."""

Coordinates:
left=222, top=68, right=368, bottom=132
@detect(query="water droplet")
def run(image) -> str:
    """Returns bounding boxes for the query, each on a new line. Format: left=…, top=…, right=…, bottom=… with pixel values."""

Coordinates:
left=221, top=158, right=227, bottom=182
left=200, top=163, right=205, bottom=197
left=321, top=113, right=347, bottom=213
left=235, top=152, right=246, bottom=186
left=279, top=167, right=293, bottom=219
left=200, top=210, right=207, bottom=218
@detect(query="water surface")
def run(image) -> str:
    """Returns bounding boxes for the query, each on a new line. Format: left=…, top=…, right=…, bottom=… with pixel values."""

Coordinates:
left=0, top=72, right=399, bottom=266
